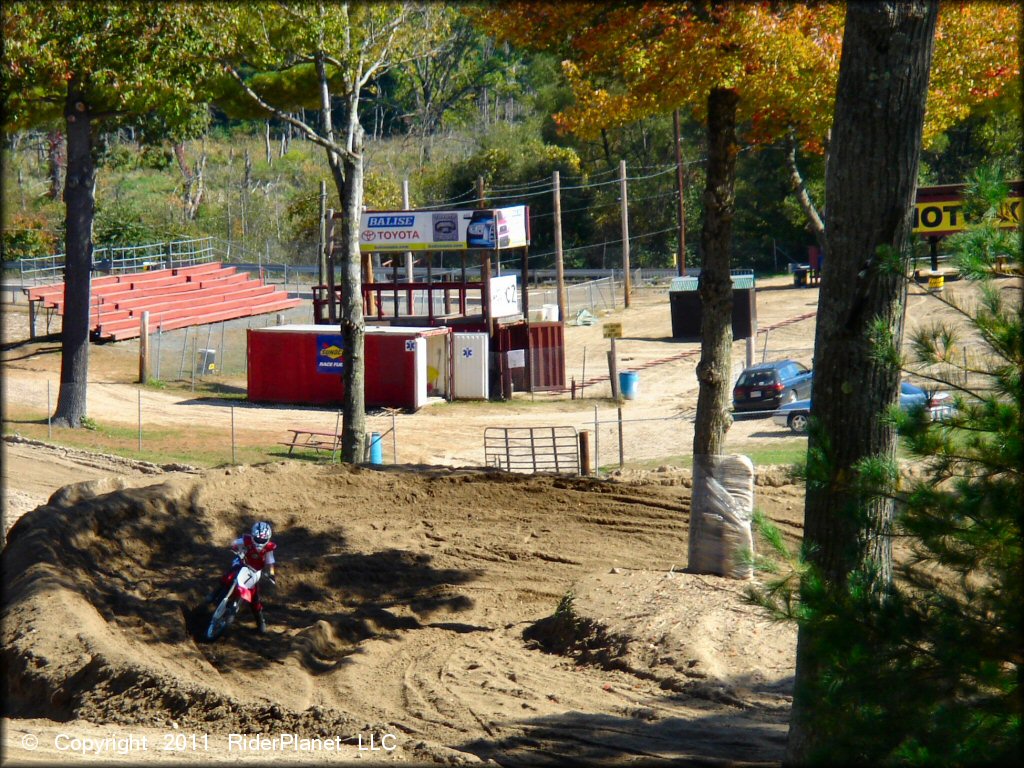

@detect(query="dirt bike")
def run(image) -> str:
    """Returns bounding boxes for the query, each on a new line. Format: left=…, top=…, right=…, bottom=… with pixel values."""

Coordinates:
left=205, top=564, right=264, bottom=641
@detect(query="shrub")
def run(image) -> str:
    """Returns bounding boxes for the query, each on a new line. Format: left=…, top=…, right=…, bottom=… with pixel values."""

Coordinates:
left=2, top=212, right=59, bottom=260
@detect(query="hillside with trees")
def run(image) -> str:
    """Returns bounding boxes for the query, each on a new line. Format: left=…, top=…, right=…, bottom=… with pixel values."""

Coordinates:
left=5, top=7, right=1018, bottom=275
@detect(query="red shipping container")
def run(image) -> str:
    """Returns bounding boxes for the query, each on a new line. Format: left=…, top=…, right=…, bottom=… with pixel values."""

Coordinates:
left=248, top=325, right=450, bottom=410
left=497, top=320, right=565, bottom=392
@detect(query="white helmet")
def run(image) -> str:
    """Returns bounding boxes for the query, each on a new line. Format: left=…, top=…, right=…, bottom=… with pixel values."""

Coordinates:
left=251, top=521, right=272, bottom=551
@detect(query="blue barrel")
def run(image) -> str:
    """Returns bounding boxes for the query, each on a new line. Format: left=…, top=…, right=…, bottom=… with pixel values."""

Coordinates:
left=369, top=432, right=383, bottom=464
left=619, top=371, right=639, bottom=400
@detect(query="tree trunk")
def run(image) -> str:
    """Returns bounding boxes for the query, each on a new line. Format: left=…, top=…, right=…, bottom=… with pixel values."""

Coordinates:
left=242, top=149, right=251, bottom=238
left=692, top=87, right=739, bottom=460
left=786, top=2, right=938, bottom=763
left=312, top=47, right=367, bottom=463
left=339, top=128, right=367, bottom=463
left=173, top=142, right=194, bottom=221
left=173, top=141, right=191, bottom=180
left=47, top=129, right=65, bottom=200
left=53, top=83, right=96, bottom=428
left=187, top=153, right=206, bottom=221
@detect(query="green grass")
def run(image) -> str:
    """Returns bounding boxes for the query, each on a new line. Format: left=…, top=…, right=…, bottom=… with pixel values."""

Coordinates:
left=144, top=379, right=248, bottom=399
left=3, top=413, right=286, bottom=468
left=600, top=441, right=809, bottom=475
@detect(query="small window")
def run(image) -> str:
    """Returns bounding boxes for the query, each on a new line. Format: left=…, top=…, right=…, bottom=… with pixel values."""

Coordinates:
left=739, top=370, right=775, bottom=387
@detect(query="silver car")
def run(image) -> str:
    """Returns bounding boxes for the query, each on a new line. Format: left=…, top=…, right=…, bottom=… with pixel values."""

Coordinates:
left=772, top=382, right=954, bottom=434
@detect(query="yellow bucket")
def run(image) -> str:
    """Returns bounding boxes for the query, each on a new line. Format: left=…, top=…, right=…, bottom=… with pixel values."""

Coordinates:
left=928, top=274, right=944, bottom=292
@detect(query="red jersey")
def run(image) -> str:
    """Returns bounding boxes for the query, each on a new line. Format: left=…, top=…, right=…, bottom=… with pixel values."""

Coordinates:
left=231, top=534, right=277, bottom=571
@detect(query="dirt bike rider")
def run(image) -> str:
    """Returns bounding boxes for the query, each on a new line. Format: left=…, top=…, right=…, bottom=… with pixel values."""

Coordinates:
left=206, top=521, right=276, bottom=634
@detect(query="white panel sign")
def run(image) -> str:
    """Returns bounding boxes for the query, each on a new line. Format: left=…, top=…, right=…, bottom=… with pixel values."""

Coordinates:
left=359, top=206, right=529, bottom=252
left=507, top=349, right=525, bottom=369
left=489, top=275, right=519, bottom=319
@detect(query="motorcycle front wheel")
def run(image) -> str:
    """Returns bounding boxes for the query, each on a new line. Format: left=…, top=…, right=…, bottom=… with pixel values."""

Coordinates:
left=205, top=599, right=238, bottom=641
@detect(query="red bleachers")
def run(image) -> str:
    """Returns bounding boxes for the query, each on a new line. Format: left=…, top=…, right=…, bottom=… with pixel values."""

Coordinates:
left=25, top=262, right=302, bottom=342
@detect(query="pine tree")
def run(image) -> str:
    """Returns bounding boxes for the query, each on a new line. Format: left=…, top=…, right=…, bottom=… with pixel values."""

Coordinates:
left=750, top=167, right=1022, bottom=763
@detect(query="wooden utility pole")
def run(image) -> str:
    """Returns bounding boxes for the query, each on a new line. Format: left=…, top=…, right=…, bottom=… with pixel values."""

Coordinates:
left=619, top=160, right=631, bottom=308
left=317, top=180, right=327, bottom=288
left=521, top=245, right=532, bottom=389
left=326, top=208, right=337, bottom=323
left=477, top=176, right=486, bottom=207
left=674, top=109, right=687, bottom=277
left=553, top=170, right=567, bottom=322
left=403, top=179, right=414, bottom=283
left=482, top=252, right=492, bottom=335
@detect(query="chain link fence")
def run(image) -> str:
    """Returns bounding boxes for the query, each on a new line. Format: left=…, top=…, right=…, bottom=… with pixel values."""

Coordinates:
left=143, top=303, right=311, bottom=383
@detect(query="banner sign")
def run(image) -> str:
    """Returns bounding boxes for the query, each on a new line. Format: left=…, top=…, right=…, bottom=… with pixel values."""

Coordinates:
left=359, top=206, right=529, bottom=252
left=913, top=181, right=1023, bottom=237
left=316, top=335, right=345, bottom=374
left=489, top=275, right=519, bottom=318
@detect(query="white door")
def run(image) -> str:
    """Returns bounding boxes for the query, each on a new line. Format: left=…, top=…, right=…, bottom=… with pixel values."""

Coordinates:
left=411, top=337, right=427, bottom=409
left=452, top=333, right=489, bottom=400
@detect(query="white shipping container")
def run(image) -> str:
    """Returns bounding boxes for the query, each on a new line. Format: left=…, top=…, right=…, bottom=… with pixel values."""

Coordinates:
left=452, top=333, right=489, bottom=400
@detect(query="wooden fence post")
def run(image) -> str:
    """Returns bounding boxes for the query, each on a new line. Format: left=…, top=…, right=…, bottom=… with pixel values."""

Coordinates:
left=138, top=311, right=150, bottom=383
left=619, top=159, right=631, bottom=308
left=579, top=430, right=591, bottom=476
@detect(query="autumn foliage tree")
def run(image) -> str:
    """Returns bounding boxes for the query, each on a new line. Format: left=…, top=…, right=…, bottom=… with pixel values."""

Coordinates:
left=478, top=3, right=1018, bottom=257
left=475, top=2, right=1020, bottom=570
left=3, top=2, right=217, bottom=427
left=476, top=2, right=845, bottom=470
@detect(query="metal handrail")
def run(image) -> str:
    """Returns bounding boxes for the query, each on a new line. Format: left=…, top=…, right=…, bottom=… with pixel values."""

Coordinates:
left=15, top=236, right=216, bottom=283
left=17, top=253, right=66, bottom=285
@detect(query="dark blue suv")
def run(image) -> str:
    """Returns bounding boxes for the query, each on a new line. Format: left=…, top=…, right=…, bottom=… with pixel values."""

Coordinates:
left=732, top=359, right=813, bottom=412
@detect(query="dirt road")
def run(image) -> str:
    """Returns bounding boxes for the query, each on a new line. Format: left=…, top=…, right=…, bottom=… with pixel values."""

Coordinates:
left=2, top=277, right=818, bottom=473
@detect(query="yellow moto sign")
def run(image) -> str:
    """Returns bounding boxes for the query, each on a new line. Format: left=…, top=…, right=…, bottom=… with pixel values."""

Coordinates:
left=913, top=182, right=1023, bottom=237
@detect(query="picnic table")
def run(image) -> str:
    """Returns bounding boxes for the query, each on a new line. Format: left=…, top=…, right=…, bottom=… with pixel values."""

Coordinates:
left=279, top=428, right=342, bottom=455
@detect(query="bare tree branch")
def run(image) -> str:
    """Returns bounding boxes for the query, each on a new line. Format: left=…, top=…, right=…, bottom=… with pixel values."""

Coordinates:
left=786, top=127, right=827, bottom=255
left=222, top=63, right=356, bottom=162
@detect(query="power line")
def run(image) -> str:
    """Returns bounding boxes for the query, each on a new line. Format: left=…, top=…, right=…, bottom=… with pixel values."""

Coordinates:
left=418, top=144, right=762, bottom=210
left=529, top=189, right=678, bottom=220
left=625, top=165, right=677, bottom=182
left=498, top=224, right=679, bottom=268
left=414, top=185, right=480, bottom=209
left=489, top=176, right=560, bottom=193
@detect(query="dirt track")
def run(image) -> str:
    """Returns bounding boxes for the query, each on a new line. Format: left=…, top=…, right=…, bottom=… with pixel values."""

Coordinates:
left=2, top=454, right=802, bottom=766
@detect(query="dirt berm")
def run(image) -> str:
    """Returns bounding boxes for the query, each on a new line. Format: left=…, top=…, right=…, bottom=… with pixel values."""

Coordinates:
left=2, top=460, right=800, bottom=765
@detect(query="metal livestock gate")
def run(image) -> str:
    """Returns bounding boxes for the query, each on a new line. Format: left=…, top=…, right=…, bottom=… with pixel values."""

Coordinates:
left=484, top=426, right=580, bottom=475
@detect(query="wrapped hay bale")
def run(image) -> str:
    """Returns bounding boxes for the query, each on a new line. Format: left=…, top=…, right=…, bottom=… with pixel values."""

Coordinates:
left=687, top=454, right=755, bottom=579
